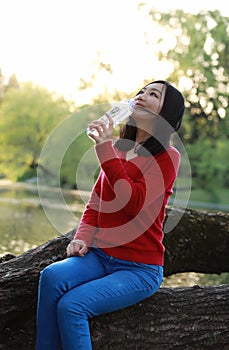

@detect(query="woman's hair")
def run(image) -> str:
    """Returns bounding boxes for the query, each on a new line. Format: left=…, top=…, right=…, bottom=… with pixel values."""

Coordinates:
left=115, top=80, right=185, bottom=156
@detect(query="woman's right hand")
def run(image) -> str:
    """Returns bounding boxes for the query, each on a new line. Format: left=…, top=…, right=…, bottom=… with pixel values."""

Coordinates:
left=66, top=239, right=88, bottom=257
left=87, top=113, right=113, bottom=144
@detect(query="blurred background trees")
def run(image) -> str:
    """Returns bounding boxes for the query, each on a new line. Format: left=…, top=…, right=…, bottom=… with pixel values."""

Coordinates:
left=149, top=9, right=229, bottom=203
left=0, top=81, right=72, bottom=181
left=0, top=8, right=228, bottom=207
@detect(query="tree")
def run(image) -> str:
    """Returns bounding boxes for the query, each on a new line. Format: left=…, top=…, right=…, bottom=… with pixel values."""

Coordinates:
left=185, top=138, right=229, bottom=201
left=78, top=50, right=113, bottom=93
left=145, top=9, right=229, bottom=142
left=139, top=8, right=229, bottom=199
left=0, top=82, right=72, bottom=180
left=5, top=73, right=19, bottom=91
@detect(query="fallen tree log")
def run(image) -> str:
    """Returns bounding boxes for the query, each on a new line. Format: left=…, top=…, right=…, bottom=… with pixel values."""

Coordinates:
left=163, top=208, right=229, bottom=275
left=91, top=284, right=229, bottom=349
left=0, top=208, right=229, bottom=349
left=0, top=285, right=228, bottom=349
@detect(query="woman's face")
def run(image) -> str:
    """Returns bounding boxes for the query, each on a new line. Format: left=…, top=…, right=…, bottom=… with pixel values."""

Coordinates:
left=134, top=82, right=166, bottom=115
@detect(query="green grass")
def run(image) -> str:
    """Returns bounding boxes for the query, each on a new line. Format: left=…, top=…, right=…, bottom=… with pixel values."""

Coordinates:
left=171, top=178, right=229, bottom=212
left=189, top=188, right=229, bottom=205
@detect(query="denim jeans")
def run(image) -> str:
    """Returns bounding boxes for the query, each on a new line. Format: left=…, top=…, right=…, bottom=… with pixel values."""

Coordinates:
left=36, top=247, right=163, bottom=350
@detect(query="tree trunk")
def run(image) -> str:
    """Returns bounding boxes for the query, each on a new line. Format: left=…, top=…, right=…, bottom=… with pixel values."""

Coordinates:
left=90, top=285, right=229, bottom=350
left=0, top=285, right=228, bottom=350
left=0, top=208, right=229, bottom=349
left=163, top=208, right=229, bottom=275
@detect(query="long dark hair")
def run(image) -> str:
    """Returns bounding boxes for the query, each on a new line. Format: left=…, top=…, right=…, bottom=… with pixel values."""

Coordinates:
left=115, top=80, right=185, bottom=156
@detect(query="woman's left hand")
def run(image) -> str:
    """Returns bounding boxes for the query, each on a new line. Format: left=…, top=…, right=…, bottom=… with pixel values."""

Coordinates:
left=66, top=239, right=88, bottom=257
left=87, top=113, right=113, bottom=144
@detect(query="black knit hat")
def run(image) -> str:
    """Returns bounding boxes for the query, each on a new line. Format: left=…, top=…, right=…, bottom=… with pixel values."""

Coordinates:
left=140, top=80, right=185, bottom=131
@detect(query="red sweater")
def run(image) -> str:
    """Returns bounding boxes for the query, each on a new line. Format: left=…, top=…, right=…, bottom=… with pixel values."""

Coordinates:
left=74, top=140, right=180, bottom=265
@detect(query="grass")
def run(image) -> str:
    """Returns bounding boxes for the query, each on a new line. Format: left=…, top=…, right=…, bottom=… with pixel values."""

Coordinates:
left=171, top=178, right=229, bottom=212
left=162, top=272, right=229, bottom=287
left=189, top=188, right=229, bottom=204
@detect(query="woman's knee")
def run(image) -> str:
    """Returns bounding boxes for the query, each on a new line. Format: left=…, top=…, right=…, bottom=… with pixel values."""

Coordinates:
left=57, top=293, right=86, bottom=321
left=39, top=261, right=63, bottom=288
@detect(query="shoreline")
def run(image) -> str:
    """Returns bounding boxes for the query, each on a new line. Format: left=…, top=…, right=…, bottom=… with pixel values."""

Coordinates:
left=0, top=179, right=90, bottom=199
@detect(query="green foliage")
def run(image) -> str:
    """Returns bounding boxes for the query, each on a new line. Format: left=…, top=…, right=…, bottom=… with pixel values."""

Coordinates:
left=0, top=77, right=131, bottom=188
left=198, top=273, right=229, bottom=286
left=36, top=102, right=113, bottom=189
left=60, top=130, right=97, bottom=189
left=149, top=9, right=229, bottom=142
left=60, top=103, right=119, bottom=189
left=0, top=82, right=71, bottom=180
left=186, top=138, right=229, bottom=201
left=142, top=8, right=229, bottom=202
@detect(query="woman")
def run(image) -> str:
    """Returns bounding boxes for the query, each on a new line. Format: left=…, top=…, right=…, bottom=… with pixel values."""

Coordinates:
left=36, top=80, right=185, bottom=349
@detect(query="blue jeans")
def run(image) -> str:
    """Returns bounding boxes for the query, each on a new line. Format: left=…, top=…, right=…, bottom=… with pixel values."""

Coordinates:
left=36, top=247, right=163, bottom=350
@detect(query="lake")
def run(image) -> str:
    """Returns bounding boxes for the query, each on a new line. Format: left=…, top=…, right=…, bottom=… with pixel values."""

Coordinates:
left=1, top=180, right=228, bottom=257
left=0, top=180, right=86, bottom=257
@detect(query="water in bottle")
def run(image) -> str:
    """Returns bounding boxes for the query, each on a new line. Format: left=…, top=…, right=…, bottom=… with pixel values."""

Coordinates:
left=86, top=99, right=136, bottom=139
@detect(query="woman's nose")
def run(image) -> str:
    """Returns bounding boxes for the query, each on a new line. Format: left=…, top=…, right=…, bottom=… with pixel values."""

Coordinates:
left=136, top=93, right=145, bottom=101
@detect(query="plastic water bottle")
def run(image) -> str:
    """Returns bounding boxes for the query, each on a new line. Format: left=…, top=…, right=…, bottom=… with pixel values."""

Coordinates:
left=86, top=99, right=136, bottom=139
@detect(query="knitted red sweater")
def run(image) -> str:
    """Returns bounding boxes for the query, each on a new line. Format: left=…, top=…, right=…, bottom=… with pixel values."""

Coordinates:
left=74, top=140, right=180, bottom=265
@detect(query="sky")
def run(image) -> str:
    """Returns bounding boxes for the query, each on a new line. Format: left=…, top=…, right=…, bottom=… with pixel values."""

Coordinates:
left=1, top=0, right=228, bottom=104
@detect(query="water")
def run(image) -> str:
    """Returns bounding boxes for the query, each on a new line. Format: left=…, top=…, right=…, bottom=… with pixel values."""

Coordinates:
left=0, top=182, right=86, bottom=257
left=0, top=181, right=227, bottom=287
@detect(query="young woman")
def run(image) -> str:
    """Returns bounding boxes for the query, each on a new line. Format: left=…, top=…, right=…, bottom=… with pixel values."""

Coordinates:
left=36, top=80, right=185, bottom=350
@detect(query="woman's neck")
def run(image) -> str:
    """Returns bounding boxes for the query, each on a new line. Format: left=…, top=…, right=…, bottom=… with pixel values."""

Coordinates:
left=135, top=129, right=151, bottom=144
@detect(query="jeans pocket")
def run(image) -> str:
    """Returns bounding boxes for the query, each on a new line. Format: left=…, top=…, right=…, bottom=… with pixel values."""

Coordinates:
left=131, top=263, right=163, bottom=292
left=132, top=262, right=162, bottom=275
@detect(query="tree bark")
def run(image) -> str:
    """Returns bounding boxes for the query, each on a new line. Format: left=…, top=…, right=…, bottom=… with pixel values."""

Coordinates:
left=90, top=285, right=229, bottom=350
left=163, top=208, right=229, bottom=275
left=0, top=208, right=229, bottom=349
left=0, top=285, right=228, bottom=350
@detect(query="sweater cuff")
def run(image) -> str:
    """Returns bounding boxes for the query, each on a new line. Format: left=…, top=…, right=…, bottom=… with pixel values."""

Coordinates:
left=95, top=140, right=118, bottom=165
left=73, top=232, right=93, bottom=247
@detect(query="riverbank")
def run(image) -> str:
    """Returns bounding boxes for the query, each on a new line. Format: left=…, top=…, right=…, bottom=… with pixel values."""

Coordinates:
left=0, top=181, right=86, bottom=258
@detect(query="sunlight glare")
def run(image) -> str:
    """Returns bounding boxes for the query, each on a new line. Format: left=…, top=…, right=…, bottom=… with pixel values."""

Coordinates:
left=179, top=77, right=193, bottom=91
left=1, top=0, right=228, bottom=104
